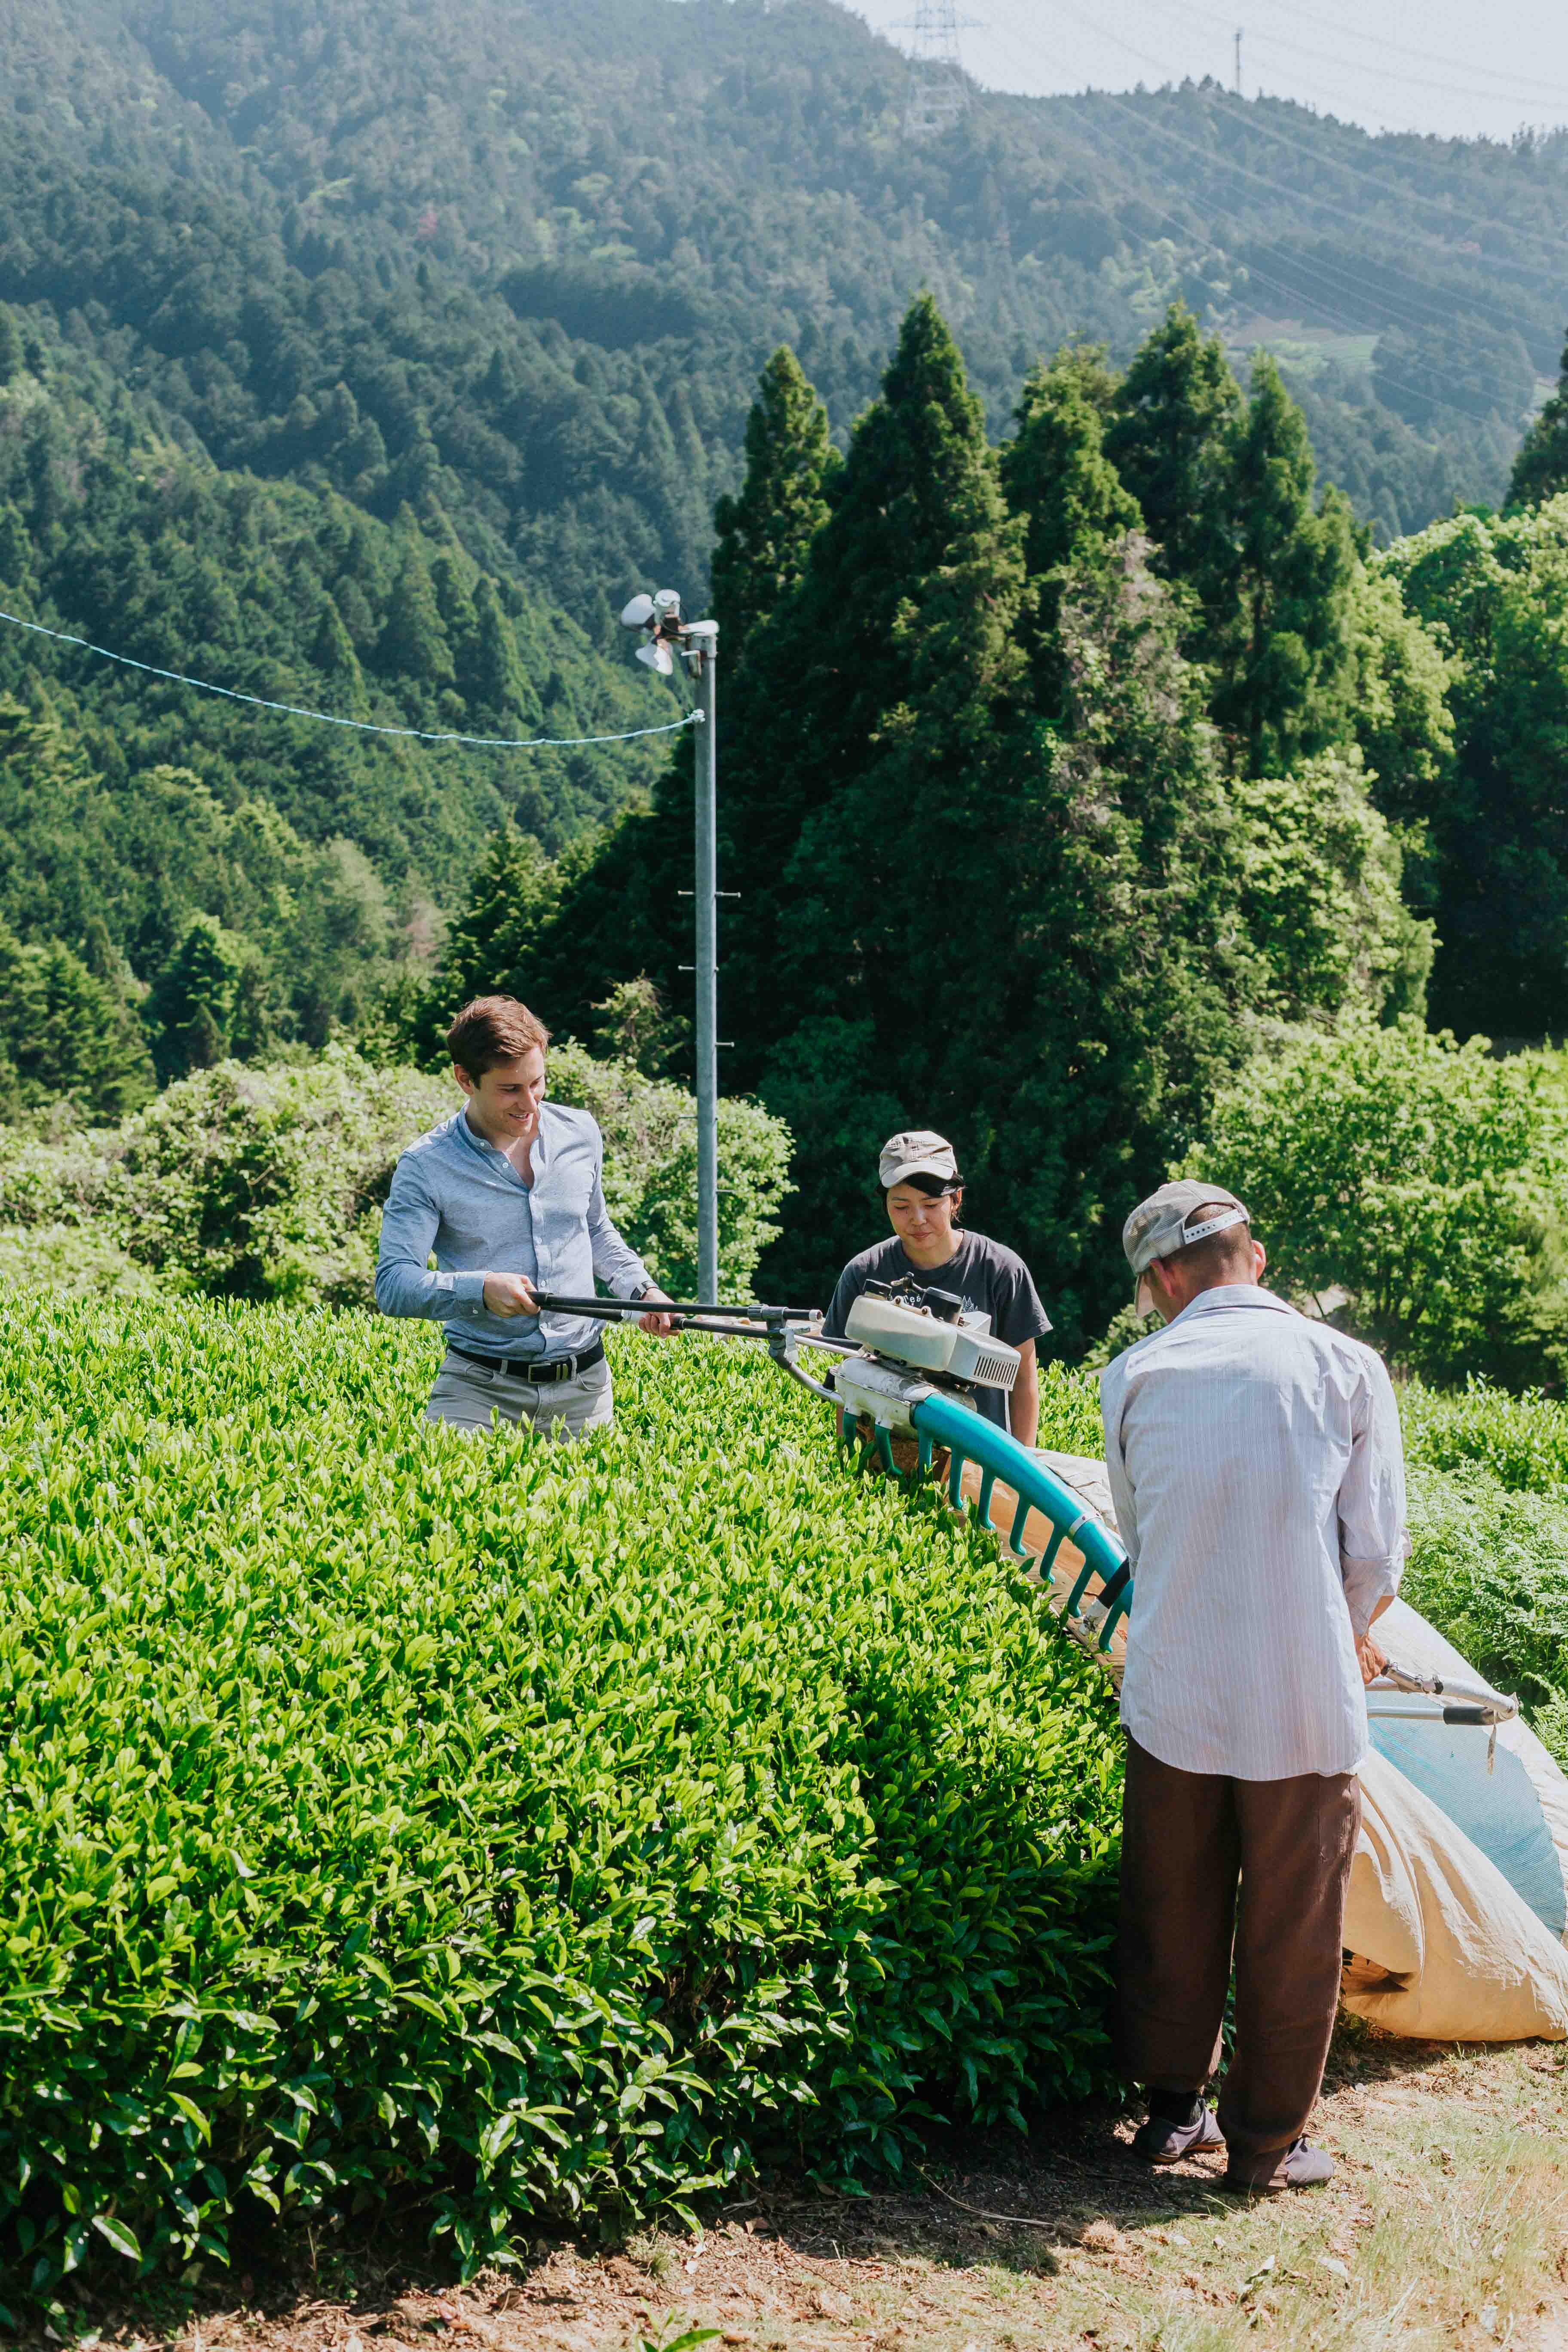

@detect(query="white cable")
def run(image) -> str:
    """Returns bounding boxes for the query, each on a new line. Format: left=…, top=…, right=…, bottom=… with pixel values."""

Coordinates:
left=0, top=606, right=695, bottom=749
left=972, top=49, right=1523, bottom=431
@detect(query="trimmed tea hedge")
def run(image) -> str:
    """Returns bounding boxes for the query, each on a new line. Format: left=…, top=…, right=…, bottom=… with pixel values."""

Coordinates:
left=0, top=1295, right=1121, bottom=2314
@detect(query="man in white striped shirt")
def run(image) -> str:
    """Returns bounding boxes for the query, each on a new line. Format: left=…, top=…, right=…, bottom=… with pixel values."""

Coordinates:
left=1099, top=1180, right=1406, bottom=2193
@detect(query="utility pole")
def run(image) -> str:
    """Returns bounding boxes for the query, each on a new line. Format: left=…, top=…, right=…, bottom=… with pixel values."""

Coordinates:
left=692, top=631, right=720, bottom=1302
left=618, top=587, right=721, bottom=1298
left=902, top=0, right=970, bottom=142
left=1234, top=26, right=1243, bottom=96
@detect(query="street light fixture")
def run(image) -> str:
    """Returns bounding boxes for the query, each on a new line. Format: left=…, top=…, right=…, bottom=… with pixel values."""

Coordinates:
left=619, top=586, right=721, bottom=1301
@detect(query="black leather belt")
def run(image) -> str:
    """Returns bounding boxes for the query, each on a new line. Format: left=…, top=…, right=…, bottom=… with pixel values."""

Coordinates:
left=448, top=1338, right=605, bottom=1384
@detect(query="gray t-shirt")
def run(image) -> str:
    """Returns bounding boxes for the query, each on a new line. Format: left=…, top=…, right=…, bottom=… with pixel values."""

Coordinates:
left=823, top=1231, right=1052, bottom=1430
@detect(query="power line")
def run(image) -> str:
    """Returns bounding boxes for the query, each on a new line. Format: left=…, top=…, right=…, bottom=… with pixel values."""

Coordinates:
left=1173, top=86, right=1568, bottom=310
left=968, top=37, right=1513, bottom=430
left=1162, top=0, right=1568, bottom=112
left=1075, top=102, right=1530, bottom=356
left=972, top=15, right=1547, bottom=423
left=1056, top=91, right=1514, bottom=425
left=1037, top=4, right=1568, bottom=279
left=0, top=606, right=699, bottom=749
left=1253, top=0, right=1568, bottom=99
left=1063, top=89, right=1540, bottom=416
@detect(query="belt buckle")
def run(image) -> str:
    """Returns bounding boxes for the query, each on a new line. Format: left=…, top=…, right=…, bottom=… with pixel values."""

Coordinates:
left=547, top=1355, right=574, bottom=1384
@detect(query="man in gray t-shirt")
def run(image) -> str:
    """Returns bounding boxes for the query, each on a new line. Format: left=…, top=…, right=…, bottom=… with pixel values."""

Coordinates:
left=823, top=1130, right=1051, bottom=1442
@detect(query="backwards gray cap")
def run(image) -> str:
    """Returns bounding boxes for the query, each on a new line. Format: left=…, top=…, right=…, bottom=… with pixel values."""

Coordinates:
left=1123, top=1179, right=1250, bottom=1316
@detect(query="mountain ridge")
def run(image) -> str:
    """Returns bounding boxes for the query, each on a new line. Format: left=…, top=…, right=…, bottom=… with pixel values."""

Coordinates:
left=0, top=0, right=1563, bottom=1100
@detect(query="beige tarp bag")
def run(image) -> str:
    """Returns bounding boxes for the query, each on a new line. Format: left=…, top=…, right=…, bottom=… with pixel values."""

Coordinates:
left=1343, top=1746, right=1568, bottom=2039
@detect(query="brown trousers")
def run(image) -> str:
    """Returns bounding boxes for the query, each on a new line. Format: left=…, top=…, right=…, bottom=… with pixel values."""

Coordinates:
left=1116, top=1735, right=1360, bottom=2183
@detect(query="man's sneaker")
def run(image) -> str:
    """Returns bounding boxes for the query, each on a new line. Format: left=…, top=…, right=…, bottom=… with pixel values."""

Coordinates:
left=1131, top=2104, right=1225, bottom=2164
left=1224, top=2137, right=1335, bottom=2193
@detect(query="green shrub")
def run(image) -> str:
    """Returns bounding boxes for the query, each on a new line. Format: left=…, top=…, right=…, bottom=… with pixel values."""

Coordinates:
left=1401, top=1375, right=1568, bottom=1493
left=0, top=1123, right=117, bottom=1228
left=112, top=1047, right=454, bottom=1303
left=0, top=1219, right=153, bottom=1298
left=0, top=1292, right=1121, bottom=2316
left=70, top=1041, right=793, bottom=1309
left=544, top=1043, right=793, bottom=1295
left=1183, top=1018, right=1568, bottom=1387
left=1402, top=1465, right=1568, bottom=1765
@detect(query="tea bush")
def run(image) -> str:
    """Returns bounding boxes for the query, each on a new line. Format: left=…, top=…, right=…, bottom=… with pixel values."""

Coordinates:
left=0, top=1292, right=1121, bottom=2316
left=1400, top=1375, right=1568, bottom=1494
left=1396, top=1376, right=1568, bottom=1768
left=1400, top=1469, right=1568, bottom=1764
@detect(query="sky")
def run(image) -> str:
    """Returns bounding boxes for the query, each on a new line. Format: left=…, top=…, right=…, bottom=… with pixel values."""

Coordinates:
left=843, top=0, right=1568, bottom=144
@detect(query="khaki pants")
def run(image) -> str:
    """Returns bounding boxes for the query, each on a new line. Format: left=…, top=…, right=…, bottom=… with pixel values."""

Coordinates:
left=1116, top=1734, right=1361, bottom=2184
left=424, top=1349, right=614, bottom=1441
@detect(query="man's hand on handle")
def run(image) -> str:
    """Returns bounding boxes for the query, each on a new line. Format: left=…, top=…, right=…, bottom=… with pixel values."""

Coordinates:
left=1356, top=1629, right=1389, bottom=1686
left=1357, top=1590, right=1394, bottom=1687
left=482, top=1271, right=540, bottom=1318
left=479, top=1273, right=674, bottom=1335
left=637, top=1285, right=676, bottom=1337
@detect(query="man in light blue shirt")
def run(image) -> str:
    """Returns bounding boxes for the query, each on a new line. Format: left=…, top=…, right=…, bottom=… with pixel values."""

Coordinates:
left=375, top=993, right=673, bottom=1436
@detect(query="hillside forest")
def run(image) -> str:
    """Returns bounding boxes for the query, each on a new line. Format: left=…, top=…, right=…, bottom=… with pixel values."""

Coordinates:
left=3, top=0, right=1568, bottom=1360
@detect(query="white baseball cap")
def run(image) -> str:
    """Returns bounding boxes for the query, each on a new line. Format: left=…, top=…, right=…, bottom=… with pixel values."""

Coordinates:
left=879, top=1130, right=959, bottom=1189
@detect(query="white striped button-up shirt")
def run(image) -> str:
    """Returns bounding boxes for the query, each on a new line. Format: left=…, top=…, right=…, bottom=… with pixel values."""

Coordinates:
left=1099, top=1285, right=1407, bottom=1781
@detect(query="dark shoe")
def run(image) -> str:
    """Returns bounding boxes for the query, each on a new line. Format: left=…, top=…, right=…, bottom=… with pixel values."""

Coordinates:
left=1224, top=2137, right=1335, bottom=2193
left=1132, top=2104, right=1225, bottom=2164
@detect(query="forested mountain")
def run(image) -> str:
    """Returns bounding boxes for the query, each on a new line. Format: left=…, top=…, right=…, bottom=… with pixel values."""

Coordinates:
left=0, top=0, right=1564, bottom=1122
left=6, top=0, right=1564, bottom=634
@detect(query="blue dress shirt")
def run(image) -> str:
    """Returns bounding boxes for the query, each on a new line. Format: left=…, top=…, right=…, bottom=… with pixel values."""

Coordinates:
left=374, top=1102, right=653, bottom=1360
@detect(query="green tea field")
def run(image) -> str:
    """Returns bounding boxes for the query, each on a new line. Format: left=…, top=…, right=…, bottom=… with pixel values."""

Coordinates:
left=0, top=1297, right=1123, bottom=2320
left=2, top=1293, right=1566, bottom=2348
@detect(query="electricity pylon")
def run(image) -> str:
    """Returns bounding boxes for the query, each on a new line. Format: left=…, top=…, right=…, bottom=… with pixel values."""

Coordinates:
left=901, top=0, right=971, bottom=142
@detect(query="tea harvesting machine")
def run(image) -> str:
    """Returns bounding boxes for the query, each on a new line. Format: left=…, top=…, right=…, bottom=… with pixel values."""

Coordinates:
left=533, top=1282, right=1512, bottom=1743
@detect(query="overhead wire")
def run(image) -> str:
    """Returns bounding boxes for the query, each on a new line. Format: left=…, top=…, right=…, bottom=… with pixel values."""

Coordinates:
left=1035, top=2, right=1568, bottom=281
left=0, top=606, right=698, bottom=749
left=1059, top=89, right=1526, bottom=358
left=1228, top=0, right=1568, bottom=101
left=1059, top=87, right=1543, bottom=421
left=1114, top=11, right=1568, bottom=287
left=1121, top=0, right=1568, bottom=274
left=1153, top=0, right=1568, bottom=115
left=1174, top=92, right=1568, bottom=312
left=972, top=17, right=1548, bottom=426
left=1060, top=107, right=1509, bottom=426
left=965, top=42, right=1513, bottom=432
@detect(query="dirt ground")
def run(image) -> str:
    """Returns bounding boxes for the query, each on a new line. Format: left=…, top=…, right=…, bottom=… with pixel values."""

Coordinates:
left=62, top=2023, right=1568, bottom=2352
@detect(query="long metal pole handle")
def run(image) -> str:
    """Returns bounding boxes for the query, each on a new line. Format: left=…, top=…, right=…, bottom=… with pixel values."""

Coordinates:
left=531, top=1292, right=818, bottom=1322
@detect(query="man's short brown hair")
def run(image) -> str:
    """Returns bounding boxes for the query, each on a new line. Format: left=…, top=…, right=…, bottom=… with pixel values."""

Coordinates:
left=446, top=994, right=550, bottom=1080
left=1166, top=1197, right=1254, bottom=1286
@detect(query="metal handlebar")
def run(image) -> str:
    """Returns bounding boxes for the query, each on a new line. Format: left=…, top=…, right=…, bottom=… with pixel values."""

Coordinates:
left=530, top=1291, right=819, bottom=1339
